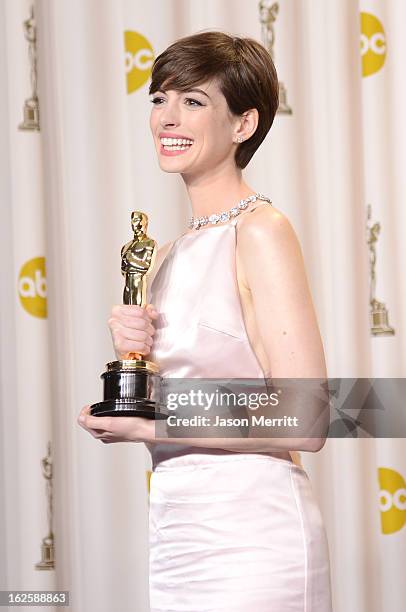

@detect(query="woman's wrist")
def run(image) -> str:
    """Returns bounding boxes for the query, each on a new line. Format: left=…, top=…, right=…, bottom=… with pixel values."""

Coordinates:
left=138, top=417, right=157, bottom=443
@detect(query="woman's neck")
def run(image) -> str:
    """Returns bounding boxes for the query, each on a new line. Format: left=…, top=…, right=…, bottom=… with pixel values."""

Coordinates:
left=182, top=168, right=256, bottom=219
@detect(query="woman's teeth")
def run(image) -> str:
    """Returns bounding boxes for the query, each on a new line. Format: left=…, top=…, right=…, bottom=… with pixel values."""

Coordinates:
left=160, top=137, right=194, bottom=151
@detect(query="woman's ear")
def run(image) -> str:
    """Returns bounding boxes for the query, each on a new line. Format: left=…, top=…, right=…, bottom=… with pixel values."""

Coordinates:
left=234, top=108, right=259, bottom=142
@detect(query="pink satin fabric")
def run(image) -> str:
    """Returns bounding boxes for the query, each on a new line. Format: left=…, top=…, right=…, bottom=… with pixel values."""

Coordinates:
left=145, top=202, right=333, bottom=611
left=145, top=202, right=294, bottom=469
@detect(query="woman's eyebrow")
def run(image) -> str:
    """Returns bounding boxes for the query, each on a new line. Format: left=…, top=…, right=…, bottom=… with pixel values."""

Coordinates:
left=186, top=88, right=211, bottom=99
left=158, top=88, right=211, bottom=100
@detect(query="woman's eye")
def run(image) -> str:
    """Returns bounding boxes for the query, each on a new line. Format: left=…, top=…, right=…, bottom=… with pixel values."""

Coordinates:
left=150, top=97, right=164, bottom=105
left=184, top=98, right=202, bottom=107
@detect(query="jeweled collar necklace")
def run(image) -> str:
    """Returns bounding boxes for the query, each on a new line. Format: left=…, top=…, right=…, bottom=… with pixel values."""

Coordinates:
left=188, top=193, right=271, bottom=230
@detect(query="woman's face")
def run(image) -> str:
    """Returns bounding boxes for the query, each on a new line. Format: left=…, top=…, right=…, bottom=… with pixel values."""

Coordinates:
left=149, top=79, right=240, bottom=178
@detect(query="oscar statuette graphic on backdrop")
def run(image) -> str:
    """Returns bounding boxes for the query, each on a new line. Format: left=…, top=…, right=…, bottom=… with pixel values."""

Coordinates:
left=366, top=205, right=395, bottom=336
left=18, top=5, right=40, bottom=131
left=90, top=212, right=168, bottom=419
left=35, top=442, right=54, bottom=570
left=258, top=0, right=292, bottom=115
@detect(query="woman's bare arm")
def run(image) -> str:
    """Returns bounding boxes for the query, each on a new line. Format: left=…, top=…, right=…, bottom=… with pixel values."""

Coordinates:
left=237, top=205, right=327, bottom=380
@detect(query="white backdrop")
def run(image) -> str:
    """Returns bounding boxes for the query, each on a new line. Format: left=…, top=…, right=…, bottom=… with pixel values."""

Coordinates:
left=0, top=1, right=405, bottom=611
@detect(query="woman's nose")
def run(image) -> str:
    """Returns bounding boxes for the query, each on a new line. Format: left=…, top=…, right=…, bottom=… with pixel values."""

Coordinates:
left=160, top=101, right=181, bottom=128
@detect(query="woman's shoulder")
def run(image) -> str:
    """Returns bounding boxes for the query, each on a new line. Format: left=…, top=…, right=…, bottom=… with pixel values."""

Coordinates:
left=235, top=200, right=305, bottom=291
left=156, top=239, right=174, bottom=259
left=148, top=240, right=174, bottom=287
left=236, top=201, right=300, bottom=251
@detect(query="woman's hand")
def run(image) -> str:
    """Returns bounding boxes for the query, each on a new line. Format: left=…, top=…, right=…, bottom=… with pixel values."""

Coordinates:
left=108, top=303, right=159, bottom=361
left=77, top=405, right=154, bottom=444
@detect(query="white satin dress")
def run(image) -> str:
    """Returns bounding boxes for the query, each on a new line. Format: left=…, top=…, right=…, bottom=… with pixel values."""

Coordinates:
left=145, top=199, right=333, bottom=612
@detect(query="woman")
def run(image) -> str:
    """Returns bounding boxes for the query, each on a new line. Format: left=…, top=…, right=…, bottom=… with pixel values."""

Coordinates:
left=78, top=31, right=333, bottom=611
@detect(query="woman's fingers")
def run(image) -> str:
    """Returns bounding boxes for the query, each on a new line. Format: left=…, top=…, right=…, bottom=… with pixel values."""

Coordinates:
left=145, top=303, right=159, bottom=319
left=108, top=304, right=158, bottom=359
left=109, top=316, right=155, bottom=336
left=109, top=323, right=154, bottom=344
left=111, top=304, right=158, bottom=320
left=77, top=406, right=102, bottom=437
left=77, top=407, right=114, bottom=441
left=77, top=405, right=152, bottom=445
left=78, top=405, right=92, bottom=420
left=108, top=305, right=158, bottom=360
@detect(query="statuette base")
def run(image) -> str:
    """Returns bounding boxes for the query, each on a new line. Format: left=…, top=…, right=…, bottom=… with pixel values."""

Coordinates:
left=90, top=398, right=167, bottom=419
left=370, top=300, right=395, bottom=336
left=90, top=359, right=168, bottom=419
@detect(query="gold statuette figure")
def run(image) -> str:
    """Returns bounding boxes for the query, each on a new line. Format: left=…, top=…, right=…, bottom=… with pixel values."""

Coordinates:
left=90, top=211, right=167, bottom=419
left=121, top=212, right=157, bottom=360
left=121, top=211, right=157, bottom=307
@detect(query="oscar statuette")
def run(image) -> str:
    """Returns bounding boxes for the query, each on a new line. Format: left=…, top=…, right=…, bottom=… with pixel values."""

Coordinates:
left=90, top=211, right=168, bottom=419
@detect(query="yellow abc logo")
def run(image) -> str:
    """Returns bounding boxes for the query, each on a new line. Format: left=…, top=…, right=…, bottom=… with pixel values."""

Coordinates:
left=360, top=12, right=386, bottom=77
left=378, top=467, right=406, bottom=534
left=146, top=470, right=152, bottom=495
left=124, top=31, right=154, bottom=94
left=18, top=257, right=47, bottom=319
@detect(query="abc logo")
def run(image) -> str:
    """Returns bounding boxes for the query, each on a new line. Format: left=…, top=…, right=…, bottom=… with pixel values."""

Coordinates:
left=378, top=467, right=406, bottom=534
left=18, top=256, right=47, bottom=319
left=124, top=31, right=154, bottom=94
left=146, top=470, right=152, bottom=495
left=360, top=12, right=386, bottom=77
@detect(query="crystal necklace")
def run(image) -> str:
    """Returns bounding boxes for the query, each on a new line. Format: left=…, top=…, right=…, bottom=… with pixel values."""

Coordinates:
left=188, top=193, right=272, bottom=230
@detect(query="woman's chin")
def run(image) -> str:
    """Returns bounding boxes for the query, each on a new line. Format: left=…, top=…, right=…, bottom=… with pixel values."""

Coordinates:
left=158, top=158, right=192, bottom=174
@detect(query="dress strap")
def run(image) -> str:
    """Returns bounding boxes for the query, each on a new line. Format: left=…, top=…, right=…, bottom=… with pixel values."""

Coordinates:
left=230, top=198, right=273, bottom=227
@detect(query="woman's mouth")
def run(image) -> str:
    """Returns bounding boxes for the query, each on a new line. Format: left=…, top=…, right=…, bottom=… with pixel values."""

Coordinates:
left=159, top=137, right=194, bottom=156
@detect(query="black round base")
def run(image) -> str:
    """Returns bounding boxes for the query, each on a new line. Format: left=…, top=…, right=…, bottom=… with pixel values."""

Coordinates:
left=90, top=398, right=168, bottom=419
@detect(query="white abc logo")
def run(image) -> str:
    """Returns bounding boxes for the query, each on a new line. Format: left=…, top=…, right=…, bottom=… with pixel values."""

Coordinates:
left=125, top=49, right=154, bottom=74
left=360, top=32, right=386, bottom=56
left=18, top=269, right=46, bottom=298
left=379, top=488, right=406, bottom=512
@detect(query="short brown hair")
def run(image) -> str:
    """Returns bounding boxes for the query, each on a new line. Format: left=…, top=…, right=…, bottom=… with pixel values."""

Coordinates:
left=149, top=30, right=279, bottom=169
